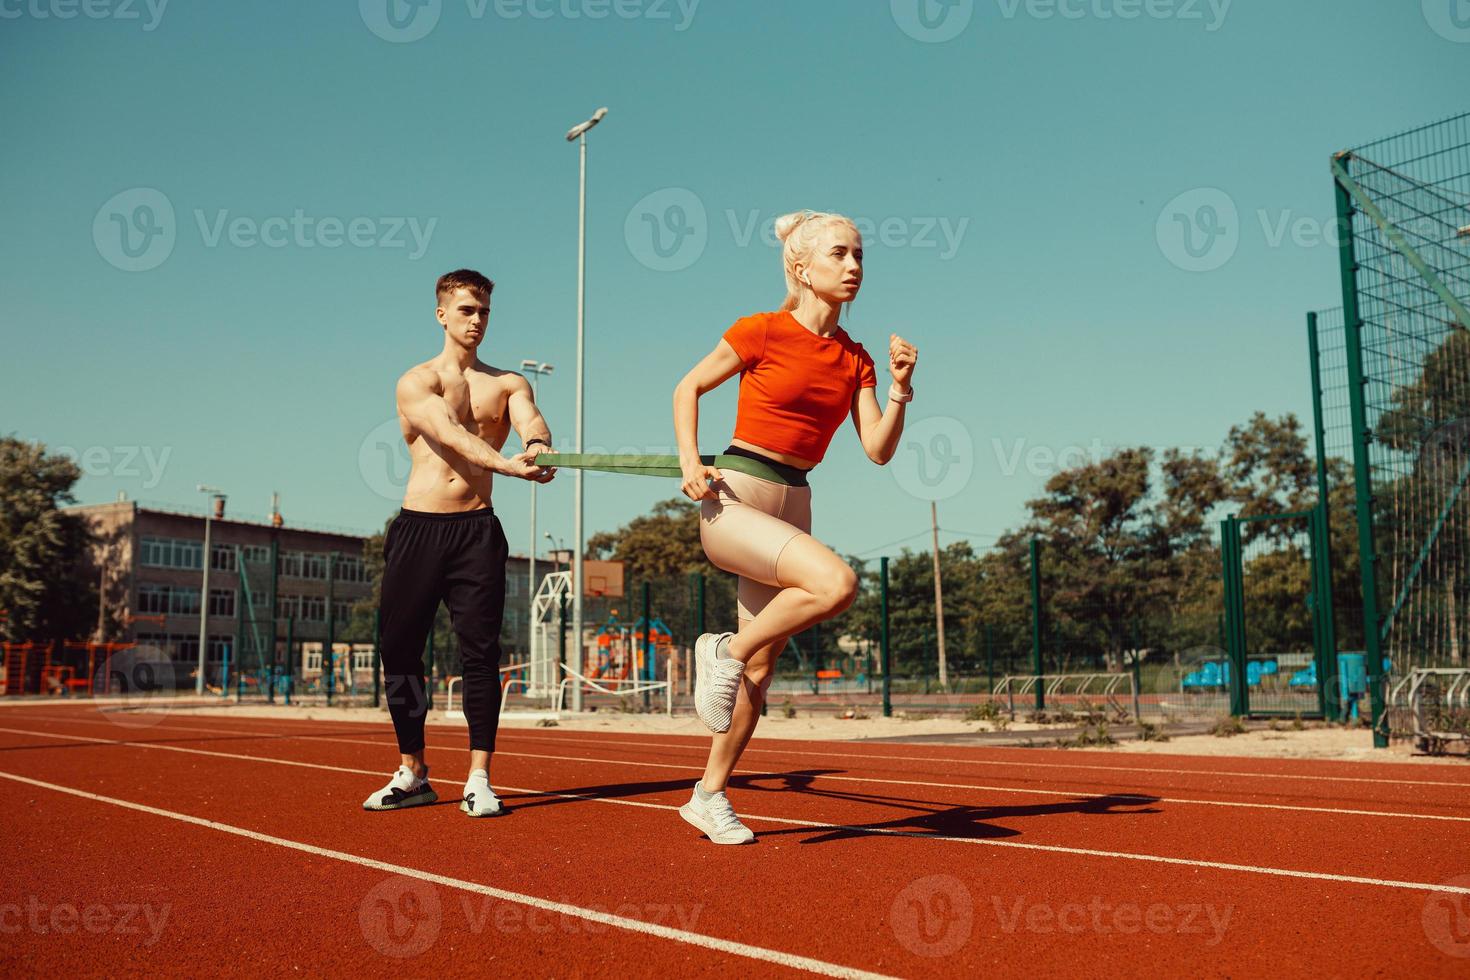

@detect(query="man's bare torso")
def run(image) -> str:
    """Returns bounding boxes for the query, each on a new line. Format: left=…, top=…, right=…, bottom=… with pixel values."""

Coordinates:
left=399, top=359, right=516, bottom=512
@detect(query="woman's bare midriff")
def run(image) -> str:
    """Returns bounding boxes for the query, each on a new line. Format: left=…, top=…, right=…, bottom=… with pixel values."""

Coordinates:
left=729, top=437, right=818, bottom=471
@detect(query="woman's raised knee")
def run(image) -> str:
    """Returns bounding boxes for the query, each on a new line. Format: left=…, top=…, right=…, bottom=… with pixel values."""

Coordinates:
left=818, top=565, right=858, bottom=614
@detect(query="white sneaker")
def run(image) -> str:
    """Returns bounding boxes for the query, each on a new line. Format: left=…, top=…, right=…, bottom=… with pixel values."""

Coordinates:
left=460, top=770, right=505, bottom=818
left=694, top=632, right=744, bottom=733
left=363, top=765, right=437, bottom=811
left=679, top=782, right=755, bottom=844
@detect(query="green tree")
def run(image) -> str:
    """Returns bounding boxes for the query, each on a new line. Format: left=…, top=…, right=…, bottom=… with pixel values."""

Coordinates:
left=843, top=542, right=987, bottom=677
left=0, top=437, right=97, bottom=644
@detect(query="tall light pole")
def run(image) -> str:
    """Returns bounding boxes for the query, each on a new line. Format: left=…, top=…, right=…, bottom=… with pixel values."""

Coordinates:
left=545, top=533, right=566, bottom=573
left=565, top=106, right=607, bottom=712
left=520, top=358, right=554, bottom=656
left=195, top=484, right=225, bottom=695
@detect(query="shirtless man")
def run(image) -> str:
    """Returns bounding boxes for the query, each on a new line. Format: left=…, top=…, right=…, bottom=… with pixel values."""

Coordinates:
left=362, top=268, right=556, bottom=818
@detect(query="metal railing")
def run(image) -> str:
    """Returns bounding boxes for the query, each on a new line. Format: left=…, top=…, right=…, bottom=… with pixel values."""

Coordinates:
left=1391, top=668, right=1470, bottom=748
left=442, top=660, right=672, bottom=719
left=990, top=672, right=1139, bottom=721
left=554, top=662, right=672, bottom=716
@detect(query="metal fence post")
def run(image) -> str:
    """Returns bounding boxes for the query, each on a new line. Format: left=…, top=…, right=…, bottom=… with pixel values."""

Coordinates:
left=880, top=556, right=892, bottom=718
left=1030, top=537, right=1044, bottom=712
left=372, top=607, right=382, bottom=709
left=1334, top=163, right=1388, bottom=746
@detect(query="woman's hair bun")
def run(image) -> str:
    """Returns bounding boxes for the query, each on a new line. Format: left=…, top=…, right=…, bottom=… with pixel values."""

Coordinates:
left=773, top=210, right=814, bottom=243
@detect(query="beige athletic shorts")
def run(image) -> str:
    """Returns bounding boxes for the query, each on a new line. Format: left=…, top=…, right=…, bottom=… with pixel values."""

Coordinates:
left=700, top=468, right=812, bottom=623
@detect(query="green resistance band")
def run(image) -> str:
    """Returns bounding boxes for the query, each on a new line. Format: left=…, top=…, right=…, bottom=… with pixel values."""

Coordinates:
left=531, top=453, right=712, bottom=478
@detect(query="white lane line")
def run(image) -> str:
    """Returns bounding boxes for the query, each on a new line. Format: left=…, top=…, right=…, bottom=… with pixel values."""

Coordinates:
left=47, top=712, right=1470, bottom=790
left=0, top=769, right=893, bottom=980
left=480, top=749, right=1470, bottom=824
left=493, top=732, right=1470, bottom=789
left=6, top=726, right=1469, bottom=896
left=12, top=719, right=1469, bottom=825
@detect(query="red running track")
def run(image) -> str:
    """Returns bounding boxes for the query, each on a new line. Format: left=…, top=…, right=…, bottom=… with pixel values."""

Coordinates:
left=1, top=702, right=1468, bottom=978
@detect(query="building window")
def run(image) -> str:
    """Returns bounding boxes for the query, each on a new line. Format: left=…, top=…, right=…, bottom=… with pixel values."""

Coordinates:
left=138, top=585, right=168, bottom=616
left=243, top=545, right=270, bottom=565
left=207, top=635, right=232, bottom=663
left=278, top=551, right=303, bottom=578
left=171, top=588, right=201, bottom=616
left=209, top=589, right=236, bottom=618
left=278, top=594, right=300, bottom=620
left=137, top=585, right=200, bottom=616
left=174, top=634, right=199, bottom=663
left=301, top=596, right=326, bottom=622
left=334, top=555, right=365, bottom=584
left=141, top=536, right=203, bottom=570
left=211, top=545, right=237, bottom=572
left=302, top=553, right=328, bottom=581
left=333, top=600, right=352, bottom=625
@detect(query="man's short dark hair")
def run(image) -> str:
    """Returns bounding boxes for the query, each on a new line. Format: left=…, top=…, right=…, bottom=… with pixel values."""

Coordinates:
left=436, top=269, right=495, bottom=304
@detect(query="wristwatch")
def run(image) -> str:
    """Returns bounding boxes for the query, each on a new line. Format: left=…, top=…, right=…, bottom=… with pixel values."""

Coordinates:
left=888, top=383, right=914, bottom=404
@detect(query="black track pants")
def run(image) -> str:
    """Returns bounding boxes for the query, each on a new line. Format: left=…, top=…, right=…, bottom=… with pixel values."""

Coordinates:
left=378, top=507, right=507, bottom=755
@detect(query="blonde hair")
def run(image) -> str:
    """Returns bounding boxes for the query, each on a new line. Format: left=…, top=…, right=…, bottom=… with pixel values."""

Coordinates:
left=774, top=210, right=859, bottom=312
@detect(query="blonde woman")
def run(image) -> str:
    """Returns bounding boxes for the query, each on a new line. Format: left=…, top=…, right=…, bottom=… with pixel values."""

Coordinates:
left=672, top=210, right=918, bottom=843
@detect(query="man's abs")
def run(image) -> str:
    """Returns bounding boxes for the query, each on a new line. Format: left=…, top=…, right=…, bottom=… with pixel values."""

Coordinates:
left=401, top=433, right=498, bottom=513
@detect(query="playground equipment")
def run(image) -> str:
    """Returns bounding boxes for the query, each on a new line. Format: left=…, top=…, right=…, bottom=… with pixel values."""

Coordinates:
left=526, top=570, right=571, bottom=698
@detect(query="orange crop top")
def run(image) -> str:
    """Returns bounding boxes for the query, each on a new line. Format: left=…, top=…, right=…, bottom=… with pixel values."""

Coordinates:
left=721, top=310, right=878, bottom=464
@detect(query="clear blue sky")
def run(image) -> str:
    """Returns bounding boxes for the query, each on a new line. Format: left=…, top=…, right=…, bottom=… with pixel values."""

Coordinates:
left=3, top=1, right=1467, bottom=561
